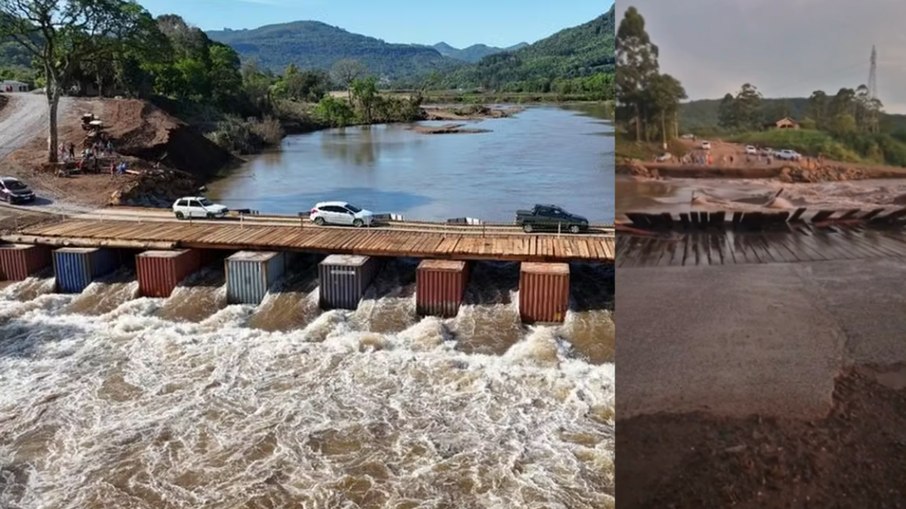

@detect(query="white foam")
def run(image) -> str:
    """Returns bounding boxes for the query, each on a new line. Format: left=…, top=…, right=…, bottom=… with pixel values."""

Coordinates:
left=0, top=280, right=614, bottom=508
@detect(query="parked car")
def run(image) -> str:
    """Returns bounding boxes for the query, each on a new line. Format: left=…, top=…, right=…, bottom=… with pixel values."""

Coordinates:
left=656, top=152, right=673, bottom=162
left=761, top=147, right=775, bottom=156
left=776, top=149, right=801, bottom=161
left=515, top=204, right=589, bottom=234
left=310, top=201, right=374, bottom=227
left=745, top=145, right=757, bottom=155
left=700, top=141, right=712, bottom=150
left=0, top=177, right=36, bottom=204
left=172, top=196, right=228, bottom=219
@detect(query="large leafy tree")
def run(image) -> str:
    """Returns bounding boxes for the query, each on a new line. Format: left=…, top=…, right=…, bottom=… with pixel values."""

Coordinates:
left=616, top=6, right=659, bottom=141
left=646, top=73, right=686, bottom=147
left=0, top=0, right=150, bottom=163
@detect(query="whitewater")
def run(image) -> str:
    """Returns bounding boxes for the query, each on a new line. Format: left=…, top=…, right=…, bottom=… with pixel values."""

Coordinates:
left=0, top=265, right=614, bottom=509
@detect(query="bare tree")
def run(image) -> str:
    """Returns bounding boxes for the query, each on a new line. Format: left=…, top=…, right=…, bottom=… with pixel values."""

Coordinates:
left=330, top=58, right=366, bottom=101
left=0, top=0, right=146, bottom=163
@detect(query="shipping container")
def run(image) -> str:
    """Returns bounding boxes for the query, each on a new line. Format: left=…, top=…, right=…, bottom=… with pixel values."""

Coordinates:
left=136, top=249, right=202, bottom=298
left=0, top=244, right=51, bottom=281
left=225, top=251, right=286, bottom=304
left=318, top=254, right=381, bottom=310
left=519, top=262, right=570, bottom=324
left=416, top=259, right=469, bottom=317
left=53, top=247, right=120, bottom=293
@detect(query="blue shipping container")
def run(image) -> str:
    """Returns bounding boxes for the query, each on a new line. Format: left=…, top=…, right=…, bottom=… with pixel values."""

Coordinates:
left=53, top=248, right=119, bottom=293
left=226, top=251, right=286, bottom=304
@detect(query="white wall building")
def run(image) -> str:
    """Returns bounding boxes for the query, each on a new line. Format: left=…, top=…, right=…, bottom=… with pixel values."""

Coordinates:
left=1, top=80, right=30, bottom=93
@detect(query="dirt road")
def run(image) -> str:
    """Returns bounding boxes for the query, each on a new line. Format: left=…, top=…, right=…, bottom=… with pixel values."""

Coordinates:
left=618, top=258, right=906, bottom=507
left=0, top=93, right=69, bottom=160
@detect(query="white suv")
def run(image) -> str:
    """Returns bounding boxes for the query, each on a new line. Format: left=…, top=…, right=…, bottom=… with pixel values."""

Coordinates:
left=173, top=196, right=228, bottom=219
left=745, top=145, right=757, bottom=155
left=776, top=149, right=801, bottom=161
left=310, top=201, right=374, bottom=227
left=701, top=141, right=711, bottom=150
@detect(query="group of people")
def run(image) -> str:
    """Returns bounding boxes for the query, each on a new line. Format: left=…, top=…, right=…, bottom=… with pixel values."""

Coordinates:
left=57, top=137, right=115, bottom=163
left=679, top=151, right=713, bottom=165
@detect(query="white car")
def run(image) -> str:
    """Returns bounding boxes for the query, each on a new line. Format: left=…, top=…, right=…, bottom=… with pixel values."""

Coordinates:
left=776, top=149, right=801, bottom=161
left=172, top=196, right=228, bottom=219
left=700, top=141, right=711, bottom=150
left=656, top=152, right=673, bottom=162
left=745, top=145, right=757, bottom=155
left=310, top=201, right=374, bottom=227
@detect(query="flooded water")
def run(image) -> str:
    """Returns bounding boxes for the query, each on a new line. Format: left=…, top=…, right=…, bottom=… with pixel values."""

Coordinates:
left=208, top=105, right=614, bottom=223
left=618, top=175, right=906, bottom=215
left=0, top=262, right=614, bottom=508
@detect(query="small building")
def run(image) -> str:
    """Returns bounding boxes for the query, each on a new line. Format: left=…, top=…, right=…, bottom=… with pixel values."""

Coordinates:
left=774, top=117, right=800, bottom=130
left=0, top=80, right=29, bottom=93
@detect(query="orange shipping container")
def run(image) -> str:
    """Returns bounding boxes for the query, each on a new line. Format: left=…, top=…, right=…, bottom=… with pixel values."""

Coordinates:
left=417, top=259, right=469, bottom=318
left=519, top=262, right=570, bottom=324
left=0, top=244, right=51, bottom=281
left=136, top=249, right=202, bottom=298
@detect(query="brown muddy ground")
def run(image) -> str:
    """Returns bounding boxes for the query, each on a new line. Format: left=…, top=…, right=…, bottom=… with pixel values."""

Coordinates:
left=618, top=367, right=906, bottom=509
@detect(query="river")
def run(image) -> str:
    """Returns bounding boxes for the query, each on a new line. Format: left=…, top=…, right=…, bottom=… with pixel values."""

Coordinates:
left=207, top=104, right=614, bottom=223
left=617, top=174, right=906, bottom=215
left=0, top=259, right=615, bottom=508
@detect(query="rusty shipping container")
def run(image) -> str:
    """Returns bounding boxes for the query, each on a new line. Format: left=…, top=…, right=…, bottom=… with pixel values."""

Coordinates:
left=53, top=247, right=120, bottom=294
left=0, top=244, right=51, bottom=281
left=318, top=255, right=380, bottom=310
left=519, top=262, right=570, bottom=324
left=136, top=249, right=202, bottom=298
left=416, top=259, right=469, bottom=318
left=226, top=251, right=286, bottom=304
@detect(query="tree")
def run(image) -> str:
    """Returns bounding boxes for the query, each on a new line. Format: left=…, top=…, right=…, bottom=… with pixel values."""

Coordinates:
left=717, top=93, right=736, bottom=130
left=733, top=83, right=762, bottom=131
left=350, top=76, right=378, bottom=123
left=646, top=73, right=685, bottom=147
left=807, top=90, right=828, bottom=129
left=315, top=95, right=353, bottom=127
left=616, top=6, right=659, bottom=142
left=330, top=58, right=365, bottom=100
left=0, top=0, right=150, bottom=163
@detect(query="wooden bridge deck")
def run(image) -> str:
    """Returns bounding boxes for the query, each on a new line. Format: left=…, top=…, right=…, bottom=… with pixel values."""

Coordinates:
left=8, top=219, right=615, bottom=263
left=617, top=224, right=906, bottom=268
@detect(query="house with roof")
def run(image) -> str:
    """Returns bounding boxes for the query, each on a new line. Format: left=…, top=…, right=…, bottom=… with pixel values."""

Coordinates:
left=774, top=117, right=800, bottom=130
left=0, top=80, right=30, bottom=93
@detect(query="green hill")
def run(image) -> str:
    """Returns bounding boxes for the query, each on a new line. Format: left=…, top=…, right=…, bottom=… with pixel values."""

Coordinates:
left=207, top=21, right=459, bottom=82
left=432, top=42, right=528, bottom=63
left=679, top=98, right=811, bottom=133
left=681, top=97, right=906, bottom=137
left=442, top=6, right=615, bottom=93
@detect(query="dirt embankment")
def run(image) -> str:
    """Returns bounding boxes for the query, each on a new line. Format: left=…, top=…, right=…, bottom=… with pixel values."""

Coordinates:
left=0, top=97, right=235, bottom=208
left=618, top=367, right=906, bottom=508
left=622, top=138, right=906, bottom=183
left=409, top=123, right=491, bottom=135
left=422, top=104, right=524, bottom=121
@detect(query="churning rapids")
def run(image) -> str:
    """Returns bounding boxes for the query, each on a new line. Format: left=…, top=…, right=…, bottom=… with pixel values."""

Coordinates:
left=0, top=261, right=614, bottom=509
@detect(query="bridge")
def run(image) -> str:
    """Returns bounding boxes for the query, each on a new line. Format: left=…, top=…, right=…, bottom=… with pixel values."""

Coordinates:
left=617, top=207, right=906, bottom=268
left=4, top=213, right=615, bottom=263
left=0, top=209, right=614, bottom=324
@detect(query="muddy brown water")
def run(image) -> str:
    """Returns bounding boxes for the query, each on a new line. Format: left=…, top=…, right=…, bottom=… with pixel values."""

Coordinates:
left=0, top=260, right=614, bottom=508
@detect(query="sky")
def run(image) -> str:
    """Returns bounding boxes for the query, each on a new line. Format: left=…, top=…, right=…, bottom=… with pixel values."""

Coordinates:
left=139, top=0, right=613, bottom=48
left=622, top=0, right=906, bottom=113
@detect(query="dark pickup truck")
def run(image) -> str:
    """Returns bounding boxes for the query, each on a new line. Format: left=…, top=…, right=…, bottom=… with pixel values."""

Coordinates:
left=515, top=204, right=589, bottom=234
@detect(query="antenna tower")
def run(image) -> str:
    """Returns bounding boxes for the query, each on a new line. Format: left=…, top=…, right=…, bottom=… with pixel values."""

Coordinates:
left=868, top=45, right=878, bottom=100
